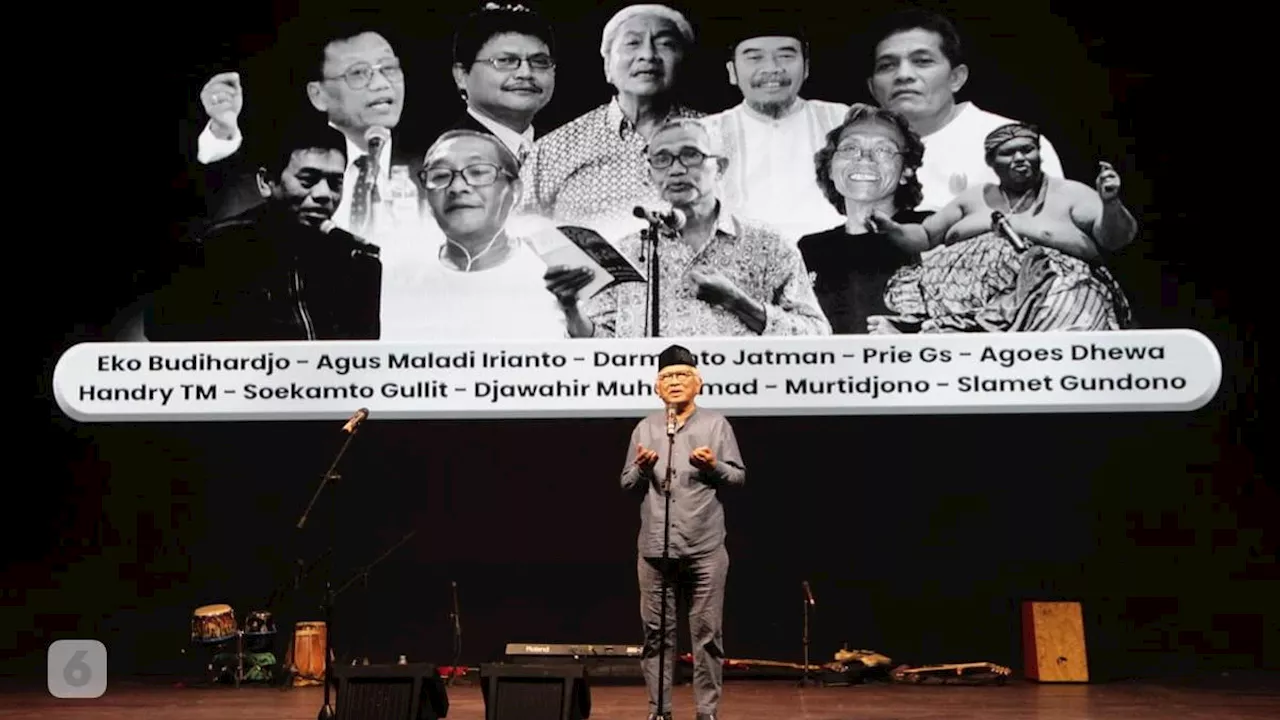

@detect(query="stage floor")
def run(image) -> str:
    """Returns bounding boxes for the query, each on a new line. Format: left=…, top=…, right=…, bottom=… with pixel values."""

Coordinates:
left=2, top=676, right=1278, bottom=720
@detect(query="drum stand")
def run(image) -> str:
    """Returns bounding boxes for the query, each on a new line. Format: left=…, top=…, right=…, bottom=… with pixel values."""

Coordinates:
left=232, top=632, right=245, bottom=688
left=201, top=631, right=246, bottom=687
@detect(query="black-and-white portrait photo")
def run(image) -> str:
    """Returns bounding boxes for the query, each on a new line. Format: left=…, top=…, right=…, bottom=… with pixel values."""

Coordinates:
left=139, top=1, right=1167, bottom=343
left=25, top=8, right=1268, bottom=720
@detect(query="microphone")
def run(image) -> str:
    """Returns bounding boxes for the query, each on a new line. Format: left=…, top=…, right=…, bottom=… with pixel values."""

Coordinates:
left=318, top=219, right=381, bottom=258
left=342, top=408, right=369, bottom=434
left=364, top=125, right=390, bottom=154
left=990, top=211, right=1028, bottom=252
left=634, top=205, right=686, bottom=233
left=666, top=405, right=677, bottom=437
left=802, top=581, right=816, bottom=606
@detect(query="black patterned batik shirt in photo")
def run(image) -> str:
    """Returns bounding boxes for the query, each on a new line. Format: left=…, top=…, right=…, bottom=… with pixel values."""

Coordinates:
left=882, top=231, right=1133, bottom=332
left=519, top=97, right=704, bottom=226
left=582, top=207, right=832, bottom=338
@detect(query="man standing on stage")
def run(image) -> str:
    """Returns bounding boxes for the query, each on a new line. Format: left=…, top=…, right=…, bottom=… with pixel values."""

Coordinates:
left=621, top=344, right=746, bottom=720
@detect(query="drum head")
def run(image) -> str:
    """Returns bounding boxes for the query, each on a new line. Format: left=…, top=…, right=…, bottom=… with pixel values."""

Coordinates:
left=245, top=611, right=277, bottom=634
left=194, top=604, right=233, bottom=616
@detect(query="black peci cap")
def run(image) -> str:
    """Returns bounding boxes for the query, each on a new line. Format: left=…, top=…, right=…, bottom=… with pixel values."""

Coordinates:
left=724, top=12, right=809, bottom=58
left=658, top=344, right=697, bottom=370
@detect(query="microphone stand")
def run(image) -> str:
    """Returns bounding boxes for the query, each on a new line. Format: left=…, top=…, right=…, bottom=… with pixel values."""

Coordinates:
left=447, top=581, right=462, bottom=686
left=799, top=582, right=819, bottom=688
left=296, top=422, right=363, bottom=720
left=655, top=417, right=677, bottom=716
left=323, top=531, right=418, bottom=671
left=333, top=530, right=418, bottom=598
left=640, top=221, right=662, bottom=337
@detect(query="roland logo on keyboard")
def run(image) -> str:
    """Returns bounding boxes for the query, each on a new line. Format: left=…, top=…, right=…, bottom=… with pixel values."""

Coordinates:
left=506, top=642, right=644, bottom=656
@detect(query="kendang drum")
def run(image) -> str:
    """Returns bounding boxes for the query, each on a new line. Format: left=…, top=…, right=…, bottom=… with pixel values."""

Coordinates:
left=191, top=604, right=238, bottom=644
left=243, top=610, right=277, bottom=653
left=288, top=621, right=327, bottom=687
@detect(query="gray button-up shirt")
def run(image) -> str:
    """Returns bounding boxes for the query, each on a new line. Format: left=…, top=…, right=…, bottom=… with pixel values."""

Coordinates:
left=620, top=407, right=746, bottom=559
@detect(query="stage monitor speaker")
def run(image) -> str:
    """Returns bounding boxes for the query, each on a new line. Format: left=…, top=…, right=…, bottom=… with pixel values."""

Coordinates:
left=480, top=662, right=591, bottom=720
left=1021, top=601, right=1089, bottom=682
left=334, top=662, right=450, bottom=720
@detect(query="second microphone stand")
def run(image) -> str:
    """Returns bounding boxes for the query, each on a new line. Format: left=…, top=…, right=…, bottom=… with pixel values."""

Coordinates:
left=799, top=581, right=819, bottom=687
left=447, top=580, right=462, bottom=686
left=655, top=419, right=677, bottom=716
left=296, top=422, right=361, bottom=720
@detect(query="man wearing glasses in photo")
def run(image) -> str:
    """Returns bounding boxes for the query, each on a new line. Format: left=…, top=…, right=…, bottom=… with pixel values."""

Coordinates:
left=378, top=129, right=593, bottom=341
left=571, top=117, right=830, bottom=338
left=447, top=2, right=557, bottom=164
left=191, top=12, right=422, bottom=240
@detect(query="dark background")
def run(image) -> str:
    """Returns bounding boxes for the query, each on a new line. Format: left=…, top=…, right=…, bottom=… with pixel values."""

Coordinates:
left=11, top=0, right=1268, bottom=682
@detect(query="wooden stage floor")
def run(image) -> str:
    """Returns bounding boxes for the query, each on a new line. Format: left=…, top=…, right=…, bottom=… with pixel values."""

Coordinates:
left=2, top=676, right=1278, bottom=720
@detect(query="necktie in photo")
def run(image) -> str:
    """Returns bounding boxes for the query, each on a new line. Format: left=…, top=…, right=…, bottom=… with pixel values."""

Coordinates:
left=518, top=141, right=532, bottom=167
left=350, top=154, right=374, bottom=231
left=350, top=138, right=384, bottom=232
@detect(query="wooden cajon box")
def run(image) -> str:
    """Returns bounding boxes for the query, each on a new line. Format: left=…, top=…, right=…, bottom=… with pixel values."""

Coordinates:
left=1021, top=601, right=1089, bottom=682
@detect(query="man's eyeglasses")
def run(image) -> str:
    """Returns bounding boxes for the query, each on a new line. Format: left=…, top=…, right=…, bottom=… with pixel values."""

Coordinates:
left=834, top=145, right=902, bottom=162
left=659, top=370, right=695, bottom=382
left=474, top=53, right=555, bottom=71
left=645, top=148, right=716, bottom=170
left=325, top=60, right=404, bottom=90
left=418, top=163, right=511, bottom=191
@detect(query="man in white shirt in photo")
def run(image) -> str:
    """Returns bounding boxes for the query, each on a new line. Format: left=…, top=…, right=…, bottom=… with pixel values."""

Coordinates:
left=702, top=16, right=849, bottom=243
left=191, top=13, right=423, bottom=243
left=865, top=8, right=1065, bottom=212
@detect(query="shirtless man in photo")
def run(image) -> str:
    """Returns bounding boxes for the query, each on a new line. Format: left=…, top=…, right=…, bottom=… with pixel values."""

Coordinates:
left=865, top=122, right=1138, bottom=334
left=870, top=122, right=1137, bottom=263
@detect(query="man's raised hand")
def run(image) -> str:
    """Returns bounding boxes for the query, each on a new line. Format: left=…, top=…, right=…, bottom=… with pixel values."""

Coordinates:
left=1096, top=161, right=1121, bottom=202
left=201, top=72, right=244, bottom=139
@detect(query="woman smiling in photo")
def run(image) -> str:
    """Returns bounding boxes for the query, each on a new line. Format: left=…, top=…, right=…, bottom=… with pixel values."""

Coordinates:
left=797, top=104, right=929, bottom=334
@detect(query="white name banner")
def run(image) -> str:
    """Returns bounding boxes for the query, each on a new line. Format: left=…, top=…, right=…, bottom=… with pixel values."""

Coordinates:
left=53, top=330, right=1222, bottom=422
